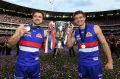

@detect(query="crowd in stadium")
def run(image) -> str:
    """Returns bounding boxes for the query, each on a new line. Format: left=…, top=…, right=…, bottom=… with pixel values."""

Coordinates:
left=0, top=13, right=31, bottom=24
left=0, top=36, right=11, bottom=55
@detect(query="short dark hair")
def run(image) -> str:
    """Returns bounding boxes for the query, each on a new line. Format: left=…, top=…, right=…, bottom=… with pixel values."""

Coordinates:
left=31, top=10, right=44, bottom=18
left=73, top=10, right=86, bottom=19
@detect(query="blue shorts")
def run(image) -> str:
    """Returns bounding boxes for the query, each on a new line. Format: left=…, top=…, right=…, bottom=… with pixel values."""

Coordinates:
left=78, top=63, right=103, bottom=79
left=14, top=63, right=40, bottom=79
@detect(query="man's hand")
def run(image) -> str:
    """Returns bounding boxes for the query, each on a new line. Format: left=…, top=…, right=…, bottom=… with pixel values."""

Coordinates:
left=105, top=62, right=113, bottom=70
left=15, top=24, right=30, bottom=37
left=66, top=23, right=73, bottom=36
left=48, top=21, right=56, bottom=31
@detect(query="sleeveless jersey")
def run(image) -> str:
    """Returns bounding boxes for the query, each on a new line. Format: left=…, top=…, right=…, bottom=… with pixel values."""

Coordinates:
left=74, top=24, right=101, bottom=66
left=17, top=26, right=44, bottom=66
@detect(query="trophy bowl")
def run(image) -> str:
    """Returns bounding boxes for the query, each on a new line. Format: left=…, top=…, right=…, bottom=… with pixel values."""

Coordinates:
left=55, top=21, right=68, bottom=48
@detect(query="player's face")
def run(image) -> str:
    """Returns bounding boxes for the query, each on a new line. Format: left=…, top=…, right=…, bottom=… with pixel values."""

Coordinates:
left=32, top=12, right=43, bottom=25
left=74, top=14, right=86, bottom=26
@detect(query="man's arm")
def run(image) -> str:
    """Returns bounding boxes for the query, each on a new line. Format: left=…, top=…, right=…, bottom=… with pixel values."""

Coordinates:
left=7, top=24, right=28, bottom=48
left=7, top=33, right=21, bottom=48
left=94, top=25, right=113, bottom=70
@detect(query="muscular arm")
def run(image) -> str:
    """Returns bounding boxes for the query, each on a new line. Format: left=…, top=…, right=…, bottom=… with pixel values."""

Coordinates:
left=7, top=33, right=21, bottom=48
left=7, top=25, right=28, bottom=48
left=94, top=25, right=113, bottom=64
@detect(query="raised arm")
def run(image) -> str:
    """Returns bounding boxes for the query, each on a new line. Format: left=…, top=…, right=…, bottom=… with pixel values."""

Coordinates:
left=7, top=24, right=29, bottom=48
left=66, top=24, right=75, bottom=47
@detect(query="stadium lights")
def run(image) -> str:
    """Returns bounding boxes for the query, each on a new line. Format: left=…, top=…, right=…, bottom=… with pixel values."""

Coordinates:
left=87, top=14, right=95, bottom=18
left=58, top=16, right=61, bottom=18
left=93, top=15, right=96, bottom=18
left=49, top=0, right=54, bottom=4
left=46, top=14, right=50, bottom=18
left=100, top=14, right=104, bottom=16
left=89, top=15, right=92, bottom=17
left=63, top=16, right=65, bottom=18
left=63, top=15, right=69, bottom=18
left=107, top=13, right=114, bottom=16
left=87, top=16, right=90, bottom=18
left=116, top=13, right=119, bottom=15
left=54, top=16, right=57, bottom=18
left=48, top=0, right=55, bottom=11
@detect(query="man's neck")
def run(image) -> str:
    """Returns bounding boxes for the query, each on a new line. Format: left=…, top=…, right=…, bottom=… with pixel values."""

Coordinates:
left=79, top=23, right=86, bottom=29
left=32, top=23, right=41, bottom=26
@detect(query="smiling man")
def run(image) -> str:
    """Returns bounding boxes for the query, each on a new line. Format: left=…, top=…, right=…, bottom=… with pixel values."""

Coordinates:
left=67, top=10, right=113, bottom=79
left=7, top=11, right=54, bottom=79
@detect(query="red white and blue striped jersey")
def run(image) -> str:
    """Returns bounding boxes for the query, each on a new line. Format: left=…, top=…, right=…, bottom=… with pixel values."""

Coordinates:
left=17, top=26, right=44, bottom=66
left=74, top=23, right=101, bottom=66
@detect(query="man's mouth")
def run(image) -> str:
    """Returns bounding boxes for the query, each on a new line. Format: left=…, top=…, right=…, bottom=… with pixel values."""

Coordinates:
left=35, top=19, right=40, bottom=21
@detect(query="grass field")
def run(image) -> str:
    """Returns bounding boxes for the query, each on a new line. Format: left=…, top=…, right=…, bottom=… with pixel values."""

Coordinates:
left=0, top=48, right=120, bottom=79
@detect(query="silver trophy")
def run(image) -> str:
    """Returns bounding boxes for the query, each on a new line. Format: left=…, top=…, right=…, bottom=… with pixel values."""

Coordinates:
left=55, top=21, right=68, bottom=48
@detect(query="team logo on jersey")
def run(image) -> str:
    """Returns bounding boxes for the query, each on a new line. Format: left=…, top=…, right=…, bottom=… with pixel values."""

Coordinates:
left=86, top=32, right=92, bottom=37
left=36, top=33, right=42, bottom=38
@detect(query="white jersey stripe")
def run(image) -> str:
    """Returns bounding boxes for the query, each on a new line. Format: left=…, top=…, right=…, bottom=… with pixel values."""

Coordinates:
left=79, top=46, right=99, bottom=53
left=19, top=46, right=39, bottom=52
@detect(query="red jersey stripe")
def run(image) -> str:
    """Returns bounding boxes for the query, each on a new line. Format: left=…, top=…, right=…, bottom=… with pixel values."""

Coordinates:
left=19, top=40, right=42, bottom=48
left=79, top=41, right=98, bottom=48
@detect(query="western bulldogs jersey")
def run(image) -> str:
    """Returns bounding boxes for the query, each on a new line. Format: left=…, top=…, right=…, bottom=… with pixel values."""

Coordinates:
left=17, top=26, right=44, bottom=66
left=74, top=23, right=101, bottom=66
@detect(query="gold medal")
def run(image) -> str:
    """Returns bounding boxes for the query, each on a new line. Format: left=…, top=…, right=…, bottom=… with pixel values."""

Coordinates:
left=81, top=44, right=86, bottom=48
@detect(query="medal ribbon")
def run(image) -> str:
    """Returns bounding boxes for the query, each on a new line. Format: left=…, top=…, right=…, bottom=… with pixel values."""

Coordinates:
left=78, top=24, right=87, bottom=44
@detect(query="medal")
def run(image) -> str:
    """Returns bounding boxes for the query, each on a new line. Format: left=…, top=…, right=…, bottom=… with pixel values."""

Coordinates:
left=81, top=44, right=86, bottom=48
left=24, top=24, right=31, bottom=31
left=79, top=24, right=87, bottom=49
left=26, top=26, right=30, bottom=31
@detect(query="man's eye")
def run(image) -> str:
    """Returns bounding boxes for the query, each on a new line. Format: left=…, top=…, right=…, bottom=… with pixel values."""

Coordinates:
left=39, top=16, right=42, bottom=18
left=79, top=17, right=82, bottom=19
left=34, top=15, right=37, bottom=17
